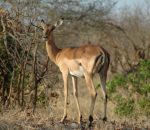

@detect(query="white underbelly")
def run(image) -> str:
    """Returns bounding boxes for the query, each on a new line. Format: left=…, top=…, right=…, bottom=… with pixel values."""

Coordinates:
left=69, top=66, right=84, bottom=77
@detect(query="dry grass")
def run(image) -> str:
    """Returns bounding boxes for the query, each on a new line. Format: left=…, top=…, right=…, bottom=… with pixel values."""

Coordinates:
left=0, top=77, right=150, bottom=130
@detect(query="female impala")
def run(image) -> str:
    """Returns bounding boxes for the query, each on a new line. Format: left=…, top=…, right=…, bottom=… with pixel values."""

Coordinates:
left=39, top=19, right=110, bottom=126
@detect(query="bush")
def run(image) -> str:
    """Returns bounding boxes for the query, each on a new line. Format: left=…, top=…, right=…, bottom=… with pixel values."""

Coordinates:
left=37, top=91, right=46, bottom=105
left=107, top=74, right=127, bottom=93
left=138, top=97, right=150, bottom=117
left=106, top=60, right=150, bottom=117
left=115, top=96, right=134, bottom=117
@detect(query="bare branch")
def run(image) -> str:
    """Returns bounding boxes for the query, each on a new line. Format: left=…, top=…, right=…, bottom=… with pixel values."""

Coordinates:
left=30, top=20, right=43, bottom=30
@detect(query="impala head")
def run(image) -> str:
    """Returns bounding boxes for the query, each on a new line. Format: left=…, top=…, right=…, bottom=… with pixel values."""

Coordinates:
left=40, top=18, right=64, bottom=39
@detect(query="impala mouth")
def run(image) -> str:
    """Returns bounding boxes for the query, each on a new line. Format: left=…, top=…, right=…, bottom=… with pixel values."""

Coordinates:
left=42, top=36, right=48, bottom=42
left=43, top=35, right=48, bottom=39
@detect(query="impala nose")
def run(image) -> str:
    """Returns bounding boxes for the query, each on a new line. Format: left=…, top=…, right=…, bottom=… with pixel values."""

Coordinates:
left=43, top=35, right=48, bottom=40
left=43, top=36, right=48, bottom=39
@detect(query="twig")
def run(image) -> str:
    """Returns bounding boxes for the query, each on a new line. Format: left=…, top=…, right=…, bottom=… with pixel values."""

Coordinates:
left=30, top=20, right=43, bottom=30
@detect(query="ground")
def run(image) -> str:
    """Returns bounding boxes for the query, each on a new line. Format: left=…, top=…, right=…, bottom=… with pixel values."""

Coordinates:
left=0, top=78, right=149, bottom=130
left=0, top=113, right=149, bottom=130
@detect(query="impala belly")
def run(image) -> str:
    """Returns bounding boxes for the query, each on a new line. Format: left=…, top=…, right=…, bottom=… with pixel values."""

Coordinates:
left=66, top=59, right=84, bottom=77
left=69, top=66, right=84, bottom=77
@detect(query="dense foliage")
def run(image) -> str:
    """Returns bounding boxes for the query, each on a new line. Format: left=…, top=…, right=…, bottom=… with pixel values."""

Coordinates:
left=107, top=60, right=150, bottom=117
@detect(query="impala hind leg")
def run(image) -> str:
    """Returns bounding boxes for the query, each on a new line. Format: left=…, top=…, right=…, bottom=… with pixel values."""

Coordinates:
left=72, top=76, right=82, bottom=124
left=60, top=73, right=68, bottom=123
left=84, top=74, right=97, bottom=126
left=99, top=73, right=107, bottom=121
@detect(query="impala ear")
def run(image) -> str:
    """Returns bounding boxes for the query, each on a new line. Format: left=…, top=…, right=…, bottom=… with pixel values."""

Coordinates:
left=54, top=18, right=64, bottom=27
left=41, top=19, right=45, bottom=23
left=40, top=19, right=47, bottom=30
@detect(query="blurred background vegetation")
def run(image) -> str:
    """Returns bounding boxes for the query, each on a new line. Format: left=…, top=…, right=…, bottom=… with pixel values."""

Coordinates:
left=0, top=0, right=150, bottom=119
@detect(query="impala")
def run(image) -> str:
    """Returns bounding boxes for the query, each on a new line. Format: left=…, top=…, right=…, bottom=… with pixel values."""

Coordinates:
left=37, top=19, right=110, bottom=126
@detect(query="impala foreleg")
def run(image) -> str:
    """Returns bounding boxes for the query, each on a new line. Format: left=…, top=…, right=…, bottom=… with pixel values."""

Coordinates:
left=72, top=76, right=82, bottom=124
left=61, top=73, right=68, bottom=123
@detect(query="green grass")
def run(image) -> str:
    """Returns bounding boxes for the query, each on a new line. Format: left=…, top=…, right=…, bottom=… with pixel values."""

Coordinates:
left=105, top=60, right=150, bottom=117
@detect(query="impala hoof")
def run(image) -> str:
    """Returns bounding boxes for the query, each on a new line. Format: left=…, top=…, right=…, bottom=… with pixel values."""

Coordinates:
left=102, top=117, right=107, bottom=122
left=86, top=121, right=92, bottom=128
left=89, top=115, right=93, bottom=122
left=77, top=115, right=82, bottom=125
left=87, top=115, right=93, bottom=127
left=59, top=120, right=64, bottom=124
left=60, top=115, right=67, bottom=123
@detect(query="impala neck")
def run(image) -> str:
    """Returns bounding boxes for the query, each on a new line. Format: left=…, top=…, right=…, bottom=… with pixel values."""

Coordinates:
left=46, top=32, right=60, bottom=64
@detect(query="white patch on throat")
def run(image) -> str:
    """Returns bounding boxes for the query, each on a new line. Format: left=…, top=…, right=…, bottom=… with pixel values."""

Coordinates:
left=69, top=66, right=84, bottom=77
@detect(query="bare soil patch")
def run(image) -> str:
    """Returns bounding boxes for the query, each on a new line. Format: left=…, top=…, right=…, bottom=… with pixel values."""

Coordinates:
left=0, top=114, right=149, bottom=130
